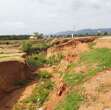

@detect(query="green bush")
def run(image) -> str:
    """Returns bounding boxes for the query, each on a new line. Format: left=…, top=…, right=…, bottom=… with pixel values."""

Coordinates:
left=22, top=41, right=32, bottom=53
left=26, top=53, right=46, bottom=67
left=55, top=91, right=84, bottom=110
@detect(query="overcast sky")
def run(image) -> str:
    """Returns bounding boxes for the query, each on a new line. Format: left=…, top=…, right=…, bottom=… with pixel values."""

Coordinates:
left=0, top=0, right=111, bottom=34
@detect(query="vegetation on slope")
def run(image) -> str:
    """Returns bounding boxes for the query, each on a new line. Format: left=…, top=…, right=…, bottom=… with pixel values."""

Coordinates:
left=21, top=39, right=51, bottom=54
left=55, top=48, right=111, bottom=109
left=26, top=53, right=64, bottom=67
left=47, top=53, right=64, bottom=66
left=23, top=79, right=53, bottom=107
left=13, top=71, right=53, bottom=110
left=26, top=53, right=47, bottom=67
left=80, top=48, right=111, bottom=69
left=55, top=91, right=84, bottom=110
left=64, top=48, right=111, bottom=85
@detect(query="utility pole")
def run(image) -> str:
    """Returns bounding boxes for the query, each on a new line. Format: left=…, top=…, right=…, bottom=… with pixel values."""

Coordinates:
left=71, top=34, right=74, bottom=38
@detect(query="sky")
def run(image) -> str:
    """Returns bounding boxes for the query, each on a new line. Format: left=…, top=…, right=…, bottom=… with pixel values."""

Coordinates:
left=0, top=0, right=111, bottom=34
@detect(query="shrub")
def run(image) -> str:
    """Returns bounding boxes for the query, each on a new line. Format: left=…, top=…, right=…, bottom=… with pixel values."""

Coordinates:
left=26, top=53, right=46, bottom=67
left=22, top=41, right=32, bottom=53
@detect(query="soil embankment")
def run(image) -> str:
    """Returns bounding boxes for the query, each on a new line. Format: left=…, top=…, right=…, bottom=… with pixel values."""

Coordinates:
left=0, top=61, right=33, bottom=99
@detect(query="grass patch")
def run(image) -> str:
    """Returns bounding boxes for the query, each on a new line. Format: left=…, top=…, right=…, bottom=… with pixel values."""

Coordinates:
left=55, top=91, right=84, bottom=110
left=47, top=53, right=64, bottom=65
left=64, top=49, right=111, bottom=86
left=63, top=73, right=85, bottom=86
left=13, top=70, right=53, bottom=110
left=22, top=79, right=53, bottom=108
left=66, top=48, right=111, bottom=86
left=63, top=66, right=104, bottom=86
left=80, top=48, right=111, bottom=69
left=67, top=62, right=78, bottom=69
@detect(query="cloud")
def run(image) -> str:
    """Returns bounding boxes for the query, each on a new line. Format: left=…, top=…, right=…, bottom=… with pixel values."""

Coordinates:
left=0, top=0, right=111, bottom=34
left=0, top=21, right=26, bottom=35
left=71, top=0, right=111, bottom=11
left=37, top=0, right=56, bottom=5
left=1, top=21, right=26, bottom=29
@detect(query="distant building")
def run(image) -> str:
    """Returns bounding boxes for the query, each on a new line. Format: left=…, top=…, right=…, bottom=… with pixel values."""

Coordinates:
left=29, top=33, right=37, bottom=40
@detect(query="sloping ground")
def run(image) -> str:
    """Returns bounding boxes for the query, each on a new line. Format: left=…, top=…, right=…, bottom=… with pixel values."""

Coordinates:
left=79, top=69, right=111, bottom=110
left=0, top=61, right=33, bottom=99
left=41, top=66, right=69, bottom=110
left=39, top=38, right=94, bottom=110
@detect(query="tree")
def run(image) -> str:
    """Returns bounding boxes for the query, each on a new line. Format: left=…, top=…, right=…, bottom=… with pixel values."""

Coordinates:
left=104, top=32, right=108, bottom=36
left=33, top=32, right=43, bottom=39
left=97, top=32, right=101, bottom=36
